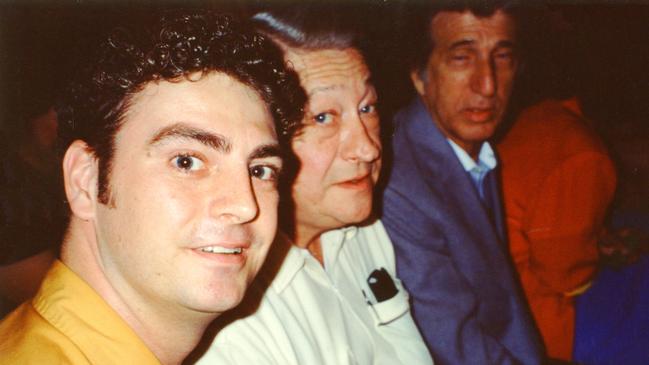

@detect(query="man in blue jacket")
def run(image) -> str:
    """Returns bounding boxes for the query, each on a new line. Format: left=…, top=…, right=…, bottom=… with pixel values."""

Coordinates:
left=381, top=2, right=544, bottom=364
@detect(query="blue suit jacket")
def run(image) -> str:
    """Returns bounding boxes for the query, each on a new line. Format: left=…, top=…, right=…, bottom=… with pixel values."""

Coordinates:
left=381, top=98, right=543, bottom=365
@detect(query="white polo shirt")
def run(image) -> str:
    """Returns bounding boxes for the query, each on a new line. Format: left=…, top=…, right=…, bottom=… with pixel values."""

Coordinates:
left=196, top=220, right=433, bottom=365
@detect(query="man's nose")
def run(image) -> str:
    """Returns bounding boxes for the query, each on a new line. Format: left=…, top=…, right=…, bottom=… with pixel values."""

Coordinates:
left=209, top=167, right=259, bottom=224
left=341, top=115, right=381, bottom=163
left=471, top=59, right=496, bottom=97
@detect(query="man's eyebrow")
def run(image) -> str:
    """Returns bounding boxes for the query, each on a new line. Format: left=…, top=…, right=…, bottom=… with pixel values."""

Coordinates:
left=363, top=77, right=377, bottom=99
left=448, top=39, right=475, bottom=50
left=148, top=122, right=231, bottom=153
left=495, top=40, right=516, bottom=49
left=447, top=39, right=516, bottom=51
left=308, top=74, right=375, bottom=99
left=249, top=143, right=283, bottom=161
left=308, top=85, right=338, bottom=97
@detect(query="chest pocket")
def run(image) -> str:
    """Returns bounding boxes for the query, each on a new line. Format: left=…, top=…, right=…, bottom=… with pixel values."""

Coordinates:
left=368, top=281, right=410, bottom=326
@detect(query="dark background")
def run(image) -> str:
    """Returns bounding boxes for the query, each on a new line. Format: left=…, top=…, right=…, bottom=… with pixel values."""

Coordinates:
left=1, top=0, right=648, bottom=207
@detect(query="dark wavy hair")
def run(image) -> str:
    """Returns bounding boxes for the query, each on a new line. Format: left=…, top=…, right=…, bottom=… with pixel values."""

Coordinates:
left=56, top=9, right=306, bottom=204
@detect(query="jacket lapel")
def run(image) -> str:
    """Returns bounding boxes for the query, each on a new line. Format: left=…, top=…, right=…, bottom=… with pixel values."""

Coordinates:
left=398, top=101, right=503, bottom=241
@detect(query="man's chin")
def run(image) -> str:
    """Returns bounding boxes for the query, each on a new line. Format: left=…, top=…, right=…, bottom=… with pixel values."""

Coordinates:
left=184, top=277, right=251, bottom=315
left=460, top=124, right=499, bottom=143
left=338, top=204, right=373, bottom=228
left=188, top=294, right=245, bottom=316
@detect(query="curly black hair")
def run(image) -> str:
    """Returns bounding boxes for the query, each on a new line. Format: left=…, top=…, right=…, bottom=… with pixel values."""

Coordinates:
left=57, top=9, right=306, bottom=204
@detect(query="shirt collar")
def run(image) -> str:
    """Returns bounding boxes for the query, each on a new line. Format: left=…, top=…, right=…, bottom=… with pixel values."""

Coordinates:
left=32, top=261, right=161, bottom=364
left=447, top=139, right=497, bottom=173
left=270, top=233, right=307, bottom=293
left=321, top=225, right=358, bottom=269
left=271, top=226, right=360, bottom=293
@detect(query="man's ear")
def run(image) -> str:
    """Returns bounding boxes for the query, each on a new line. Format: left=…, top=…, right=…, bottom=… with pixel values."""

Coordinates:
left=63, top=140, right=99, bottom=220
left=410, top=68, right=426, bottom=97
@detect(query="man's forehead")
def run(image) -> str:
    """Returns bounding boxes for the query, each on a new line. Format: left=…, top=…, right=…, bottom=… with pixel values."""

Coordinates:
left=116, top=72, right=276, bottom=146
left=430, top=9, right=516, bottom=47
left=285, top=48, right=371, bottom=94
left=127, top=73, right=268, bottom=119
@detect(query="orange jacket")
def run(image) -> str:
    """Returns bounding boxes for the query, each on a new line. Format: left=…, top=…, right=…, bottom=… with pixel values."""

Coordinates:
left=497, top=98, right=617, bottom=360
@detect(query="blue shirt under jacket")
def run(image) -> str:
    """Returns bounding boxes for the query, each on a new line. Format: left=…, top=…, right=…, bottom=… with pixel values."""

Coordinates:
left=381, top=98, right=543, bottom=365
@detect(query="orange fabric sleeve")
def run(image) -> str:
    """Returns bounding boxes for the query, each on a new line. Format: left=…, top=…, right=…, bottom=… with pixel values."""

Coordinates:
left=517, top=151, right=616, bottom=359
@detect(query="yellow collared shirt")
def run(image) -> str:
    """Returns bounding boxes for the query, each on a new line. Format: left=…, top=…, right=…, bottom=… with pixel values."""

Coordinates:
left=0, top=260, right=161, bottom=365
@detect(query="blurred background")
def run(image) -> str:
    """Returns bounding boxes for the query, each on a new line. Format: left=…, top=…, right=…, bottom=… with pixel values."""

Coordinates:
left=0, top=0, right=647, bottom=272
left=1, top=1, right=647, bottom=204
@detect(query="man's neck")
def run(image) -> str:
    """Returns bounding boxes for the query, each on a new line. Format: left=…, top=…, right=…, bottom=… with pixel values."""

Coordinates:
left=61, top=219, right=213, bottom=365
left=128, top=307, right=209, bottom=365
left=453, top=139, right=481, bottom=162
left=290, top=224, right=325, bottom=266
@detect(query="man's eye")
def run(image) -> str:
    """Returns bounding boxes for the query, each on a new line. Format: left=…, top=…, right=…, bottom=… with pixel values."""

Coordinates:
left=360, top=104, right=377, bottom=114
left=449, top=52, right=471, bottom=64
left=172, top=154, right=204, bottom=172
left=494, top=51, right=515, bottom=65
left=249, top=165, right=277, bottom=181
left=314, top=112, right=334, bottom=124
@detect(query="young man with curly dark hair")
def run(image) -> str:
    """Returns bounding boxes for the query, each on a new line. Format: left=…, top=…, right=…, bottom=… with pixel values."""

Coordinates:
left=0, top=9, right=305, bottom=365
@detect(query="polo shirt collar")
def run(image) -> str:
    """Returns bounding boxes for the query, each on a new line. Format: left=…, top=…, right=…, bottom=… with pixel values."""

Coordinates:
left=271, top=227, right=359, bottom=293
left=321, top=225, right=358, bottom=270
left=33, top=260, right=161, bottom=364
left=271, top=233, right=307, bottom=293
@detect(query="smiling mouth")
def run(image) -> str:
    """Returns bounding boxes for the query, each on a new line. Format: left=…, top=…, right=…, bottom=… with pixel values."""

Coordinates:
left=464, top=108, right=496, bottom=122
left=337, top=174, right=372, bottom=189
left=349, top=175, right=366, bottom=183
left=199, top=246, right=243, bottom=254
